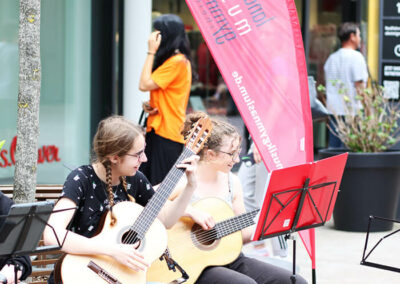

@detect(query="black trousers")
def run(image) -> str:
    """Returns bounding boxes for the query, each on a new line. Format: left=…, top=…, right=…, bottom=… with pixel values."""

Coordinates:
left=140, top=130, right=184, bottom=185
left=195, top=253, right=308, bottom=284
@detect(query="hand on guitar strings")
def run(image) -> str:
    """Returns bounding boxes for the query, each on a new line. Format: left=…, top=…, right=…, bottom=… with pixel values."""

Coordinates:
left=187, top=206, right=216, bottom=230
left=176, top=155, right=200, bottom=190
left=109, top=243, right=150, bottom=272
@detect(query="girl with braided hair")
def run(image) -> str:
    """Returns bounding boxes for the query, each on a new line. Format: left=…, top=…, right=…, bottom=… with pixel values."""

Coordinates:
left=43, top=115, right=199, bottom=283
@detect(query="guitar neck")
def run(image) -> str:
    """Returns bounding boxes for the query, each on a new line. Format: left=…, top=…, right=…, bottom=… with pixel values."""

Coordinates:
left=215, top=209, right=259, bottom=239
left=132, top=147, right=194, bottom=239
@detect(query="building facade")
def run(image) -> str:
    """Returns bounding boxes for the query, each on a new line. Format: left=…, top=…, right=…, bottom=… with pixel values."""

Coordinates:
left=0, top=0, right=385, bottom=184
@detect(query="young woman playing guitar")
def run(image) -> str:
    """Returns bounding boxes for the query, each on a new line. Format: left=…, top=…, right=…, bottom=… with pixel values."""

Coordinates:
left=161, top=112, right=308, bottom=284
left=43, top=115, right=200, bottom=284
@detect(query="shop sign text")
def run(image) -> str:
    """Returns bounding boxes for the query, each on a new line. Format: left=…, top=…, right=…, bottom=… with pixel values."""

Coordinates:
left=0, top=136, right=61, bottom=168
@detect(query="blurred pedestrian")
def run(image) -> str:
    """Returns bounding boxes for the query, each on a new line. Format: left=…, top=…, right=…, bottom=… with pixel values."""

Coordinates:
left=238, top=142, right=288, bottom=258
left=324, top=22, right=368, bottom=148
left=139, top=14, right=192, bottom=185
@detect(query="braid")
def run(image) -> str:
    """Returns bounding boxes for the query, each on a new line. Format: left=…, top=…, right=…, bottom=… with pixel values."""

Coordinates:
left=92, top=116, right=143, bottom=226
left=120, top=176, right=127, bottom=191
left=104, top=161, right=116, bottom=226
left=119, top=176, right=136, bottom=203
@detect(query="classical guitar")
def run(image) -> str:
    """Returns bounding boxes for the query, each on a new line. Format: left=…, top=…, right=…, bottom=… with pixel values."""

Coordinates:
left=55, top=117, right=212, bottom=284
left=147, top=197, right=259, bottom=284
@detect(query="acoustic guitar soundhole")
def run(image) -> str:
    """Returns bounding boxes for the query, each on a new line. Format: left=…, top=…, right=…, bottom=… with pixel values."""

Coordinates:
left=191, top=224, right=218, bottom=249
left=122, top=230, right=141, bottom=248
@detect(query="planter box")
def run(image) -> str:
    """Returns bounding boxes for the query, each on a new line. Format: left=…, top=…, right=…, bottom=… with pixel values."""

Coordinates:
left=319, top=149, right=400, bottom=232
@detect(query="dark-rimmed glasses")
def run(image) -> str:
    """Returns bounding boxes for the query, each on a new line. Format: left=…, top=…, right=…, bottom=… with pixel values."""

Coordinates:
left=215, top=148, right=241, bottom=161
left=126, top=149, right=145, bottom=161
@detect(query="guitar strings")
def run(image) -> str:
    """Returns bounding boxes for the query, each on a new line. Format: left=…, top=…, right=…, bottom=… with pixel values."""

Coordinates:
left=123, top=122, right=210, bottom=245
left=99, top=209, right=255, bottom=276
left=123, top=159, right=188, bottom=244
left=112, top=146, right=257, bottom=261
left=159, top=213, right=256, bottom=250
left=123, top=172, right=258, bottom=248
left=163, top=212, right=258, bottom=246
left=95, top=151, right=192, bottom=277
left=83, top=127, right=209, bottom=277
left=189, top=209, right=258, bottom=237
left=121, top=200, right=256, bottom=252
left=122, top=148, right=192, bottom=245
left=189, top=213, right=257, bottom=244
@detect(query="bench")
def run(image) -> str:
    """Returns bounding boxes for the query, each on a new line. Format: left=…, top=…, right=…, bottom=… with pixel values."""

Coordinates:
left=0, top=185, right=63, bottom=201
left=0, top=185, right=63, bottom=284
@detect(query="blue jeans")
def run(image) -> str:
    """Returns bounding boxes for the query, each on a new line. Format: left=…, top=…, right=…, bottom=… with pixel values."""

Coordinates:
left=328, top=115, right=345, bottom=148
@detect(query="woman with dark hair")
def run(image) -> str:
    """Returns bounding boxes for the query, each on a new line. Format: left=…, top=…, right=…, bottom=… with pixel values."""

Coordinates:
left=139, top=14, right=192, bottom=186
left=151, top=14, right=191, bottom=71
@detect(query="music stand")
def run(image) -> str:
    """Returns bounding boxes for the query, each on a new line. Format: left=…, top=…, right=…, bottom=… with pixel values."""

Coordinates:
left=361, top=216, right=400, bottom=273
left=0, top=201, right=72, bottom=284
left=252, top=153, right=348, bottom=283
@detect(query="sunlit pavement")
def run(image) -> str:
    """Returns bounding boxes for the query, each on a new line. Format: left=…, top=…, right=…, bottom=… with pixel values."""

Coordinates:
left=242, top=219, right=400, bottom=284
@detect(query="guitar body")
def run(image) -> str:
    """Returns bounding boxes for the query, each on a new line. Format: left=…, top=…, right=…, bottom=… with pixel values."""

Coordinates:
left=56, top=201, right=167, bottom=284
left=147, top=198, right=243, bottom=284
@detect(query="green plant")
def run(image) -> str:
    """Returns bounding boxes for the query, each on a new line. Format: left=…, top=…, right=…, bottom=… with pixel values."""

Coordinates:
left=318, top=82, right=400, bottom=152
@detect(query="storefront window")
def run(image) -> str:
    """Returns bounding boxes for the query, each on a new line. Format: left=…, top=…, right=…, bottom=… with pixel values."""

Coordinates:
left=0, top=0, right=91, bottom=184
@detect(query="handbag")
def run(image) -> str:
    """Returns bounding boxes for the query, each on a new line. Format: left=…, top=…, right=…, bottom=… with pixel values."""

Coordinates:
left=138, top=109, right=148, bottom=131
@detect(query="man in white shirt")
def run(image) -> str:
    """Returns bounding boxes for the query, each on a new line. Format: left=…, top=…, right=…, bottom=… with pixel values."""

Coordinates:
left=324, top=22, right=368, bottom=148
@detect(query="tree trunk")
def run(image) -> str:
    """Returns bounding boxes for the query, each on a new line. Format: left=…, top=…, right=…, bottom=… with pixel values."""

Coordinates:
left=13, top=0, right=41, bottom=203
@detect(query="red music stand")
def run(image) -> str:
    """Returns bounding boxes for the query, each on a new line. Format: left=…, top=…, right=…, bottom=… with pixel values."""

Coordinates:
left=252, top=153, right=348, bottom=283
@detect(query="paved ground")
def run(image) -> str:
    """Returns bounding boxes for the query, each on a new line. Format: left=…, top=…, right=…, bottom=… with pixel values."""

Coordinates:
left=243, top=219, right=400, bottom=284
left=295, top=220, right=400, bottom=283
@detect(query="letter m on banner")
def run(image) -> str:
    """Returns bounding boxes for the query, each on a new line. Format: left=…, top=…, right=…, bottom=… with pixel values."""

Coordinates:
left=186, top=0, right=316, bottom=270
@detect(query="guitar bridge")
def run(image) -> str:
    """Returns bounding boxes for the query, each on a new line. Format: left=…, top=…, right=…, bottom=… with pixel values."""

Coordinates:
left=88, top=260, right=122, bottom=284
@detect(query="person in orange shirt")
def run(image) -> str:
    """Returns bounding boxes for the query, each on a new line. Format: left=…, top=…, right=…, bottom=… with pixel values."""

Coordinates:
left=139, top=14, right=192, bottom=185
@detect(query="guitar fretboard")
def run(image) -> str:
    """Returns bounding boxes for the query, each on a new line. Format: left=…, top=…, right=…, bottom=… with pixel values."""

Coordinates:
left=131, top=147, right=194, bottom=239
left=215, top=209, right=259, bottom=239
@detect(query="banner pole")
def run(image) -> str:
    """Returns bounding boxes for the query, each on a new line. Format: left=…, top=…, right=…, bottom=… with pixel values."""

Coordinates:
left=312, top=268, right=316, bottom=284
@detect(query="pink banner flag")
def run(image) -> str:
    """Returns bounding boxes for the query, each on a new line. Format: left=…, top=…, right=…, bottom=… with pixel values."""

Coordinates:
left=186, top=0, right=315, bottom=265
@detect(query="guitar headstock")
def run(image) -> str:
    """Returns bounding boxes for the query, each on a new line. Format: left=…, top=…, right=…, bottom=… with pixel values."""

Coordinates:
left=184, top=116, right=213, bottom=154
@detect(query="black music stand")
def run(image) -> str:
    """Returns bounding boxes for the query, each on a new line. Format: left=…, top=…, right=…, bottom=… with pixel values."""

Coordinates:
left=0, top=201, right=73, bottom=283
left=361, top=216, right=400, bottom=273
left=252, top=153, right=348, bottom=284
left=159, top=248, right=189, bottom=284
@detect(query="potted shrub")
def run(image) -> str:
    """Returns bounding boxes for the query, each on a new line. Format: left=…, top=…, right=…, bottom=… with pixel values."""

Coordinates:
left=318, top=82, right=400, bottom=232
